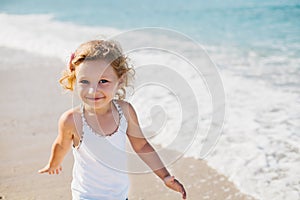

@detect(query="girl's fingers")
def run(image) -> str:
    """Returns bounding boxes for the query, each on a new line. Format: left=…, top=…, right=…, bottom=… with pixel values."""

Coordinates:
left=38, top=167, right=48, bottom=174
left=164, top=176, right=187, bottom=199
left=181, top=186, right=187, bottom=199
left=174, top=179, right=186, bottom=199
left=38, top=165, right=62, bottom=175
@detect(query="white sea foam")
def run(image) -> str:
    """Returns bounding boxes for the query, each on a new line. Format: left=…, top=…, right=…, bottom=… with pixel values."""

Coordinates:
left=204, top=71, right=300, bottom=199
left=0, top=13, right=120, bottom=65
left=1, top=13, right=299, bottom=200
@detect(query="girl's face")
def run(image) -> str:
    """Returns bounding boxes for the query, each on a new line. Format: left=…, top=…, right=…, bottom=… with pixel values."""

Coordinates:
left=75, top=59, right=121, bottom=110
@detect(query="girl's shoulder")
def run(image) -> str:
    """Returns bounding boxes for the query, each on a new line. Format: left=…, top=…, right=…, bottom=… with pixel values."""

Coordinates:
left=115, top=99, right=133, bottom=112
left=115, top=99, right=138, bottom=123
left=58, top=106, right=82, bottom=132
left=115, top=99, right=130, bottom=109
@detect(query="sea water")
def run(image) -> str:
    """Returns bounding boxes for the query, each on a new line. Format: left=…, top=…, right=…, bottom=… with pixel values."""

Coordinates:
left=0, top=0, right=299, bottom=199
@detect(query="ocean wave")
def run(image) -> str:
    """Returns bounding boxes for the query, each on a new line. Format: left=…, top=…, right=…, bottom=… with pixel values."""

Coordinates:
left=0, top=13, right=120, bottom=63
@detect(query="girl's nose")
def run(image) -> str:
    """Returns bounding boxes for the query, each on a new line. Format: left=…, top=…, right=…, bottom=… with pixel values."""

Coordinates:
left=88, top=87, right=95, bottom=94
left=88, top=84, right=102, bottom=94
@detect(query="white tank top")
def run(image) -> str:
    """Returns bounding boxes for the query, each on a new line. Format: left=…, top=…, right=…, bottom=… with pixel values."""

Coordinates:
left=71, top=100, right=129, bottom=200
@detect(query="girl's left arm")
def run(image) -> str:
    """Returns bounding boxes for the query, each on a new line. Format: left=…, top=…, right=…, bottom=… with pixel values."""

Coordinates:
left=123, top=102, right=186, bottom=199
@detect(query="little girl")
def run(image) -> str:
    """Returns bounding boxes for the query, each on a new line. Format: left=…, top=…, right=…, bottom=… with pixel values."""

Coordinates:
left=38, top=40, right=186, bottom=200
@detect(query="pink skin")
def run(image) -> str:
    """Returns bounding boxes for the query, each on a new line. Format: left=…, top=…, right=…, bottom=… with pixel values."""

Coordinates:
left=75, top=59, right=122, bottom=114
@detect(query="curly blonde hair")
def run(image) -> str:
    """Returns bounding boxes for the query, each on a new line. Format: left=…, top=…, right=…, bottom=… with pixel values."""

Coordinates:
left=59, top=40, right=134, bottom=100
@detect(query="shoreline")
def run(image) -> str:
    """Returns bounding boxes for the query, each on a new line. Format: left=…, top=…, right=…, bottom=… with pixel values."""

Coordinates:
left=0, top=49, right=256, bottom=200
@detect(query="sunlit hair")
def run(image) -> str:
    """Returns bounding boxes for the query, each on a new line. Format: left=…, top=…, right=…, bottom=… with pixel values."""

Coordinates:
left=59, top=40, right=135, bottom=100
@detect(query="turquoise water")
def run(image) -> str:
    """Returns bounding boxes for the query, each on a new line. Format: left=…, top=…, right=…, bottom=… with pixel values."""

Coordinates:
left=1, top=0, right=299, bottom=89
left=1, top=0, right=300, bottom=48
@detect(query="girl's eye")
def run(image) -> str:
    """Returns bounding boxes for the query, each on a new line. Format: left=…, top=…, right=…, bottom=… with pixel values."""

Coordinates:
left=79, top=80, right=89, bottom=84
left=99, top=79, right=109, bottom=84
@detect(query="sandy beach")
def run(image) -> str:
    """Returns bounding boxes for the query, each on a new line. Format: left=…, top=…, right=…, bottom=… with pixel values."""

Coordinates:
left=0, top=48, right=256, bottom=200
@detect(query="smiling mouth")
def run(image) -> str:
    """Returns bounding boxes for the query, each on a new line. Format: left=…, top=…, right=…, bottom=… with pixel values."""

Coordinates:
left=86, top=97, right=104, bottom=101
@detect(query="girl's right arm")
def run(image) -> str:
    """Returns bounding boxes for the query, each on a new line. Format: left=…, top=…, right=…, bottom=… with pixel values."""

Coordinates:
left=38, top=111, right=75, bottom=175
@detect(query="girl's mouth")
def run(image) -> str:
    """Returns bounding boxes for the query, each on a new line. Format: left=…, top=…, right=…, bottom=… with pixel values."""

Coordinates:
left=86, top=97, right=104, bottom=101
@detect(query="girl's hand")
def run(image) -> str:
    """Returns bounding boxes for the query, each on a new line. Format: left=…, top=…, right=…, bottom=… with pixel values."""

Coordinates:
left=164, top=176, right=187, bottom=199
left=38, top=164, right=62, bottom=175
